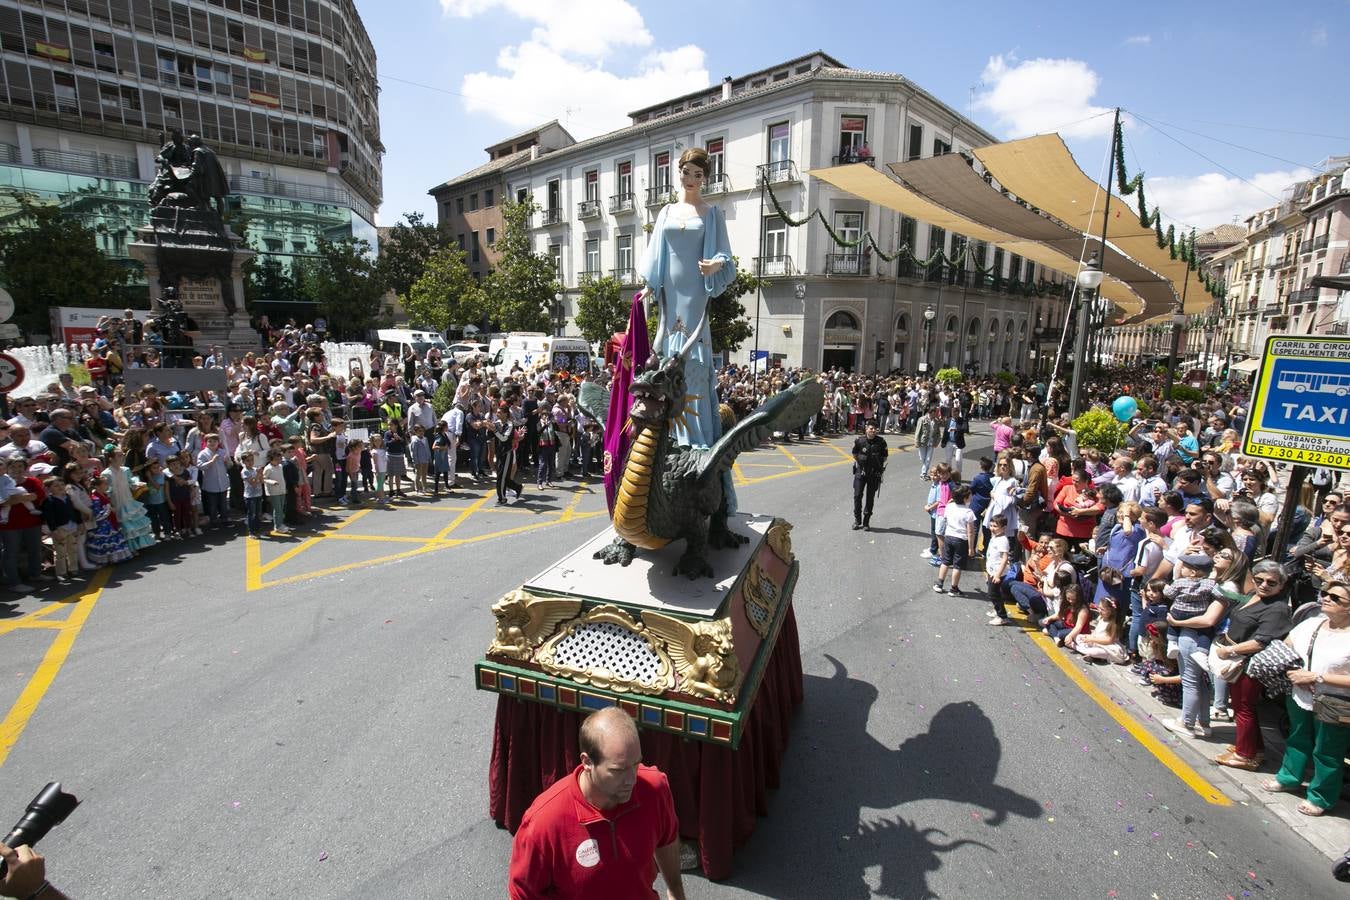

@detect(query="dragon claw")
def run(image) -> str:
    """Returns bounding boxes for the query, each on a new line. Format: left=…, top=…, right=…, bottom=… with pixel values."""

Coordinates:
left=594, top=538, right=637, bottom=567
left=674, top=552, right=714, bottom=580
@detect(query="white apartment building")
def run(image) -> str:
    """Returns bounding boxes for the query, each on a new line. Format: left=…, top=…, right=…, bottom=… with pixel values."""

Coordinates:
left=491, top=51, right=1067, bottom=374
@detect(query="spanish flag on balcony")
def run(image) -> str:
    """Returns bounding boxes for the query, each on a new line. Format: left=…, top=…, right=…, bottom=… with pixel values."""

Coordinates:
left=34, top=40, right=70, bottom=61
left=242, top=47, right=267, bottom=62
left=248, top=90, right=280, bottom=108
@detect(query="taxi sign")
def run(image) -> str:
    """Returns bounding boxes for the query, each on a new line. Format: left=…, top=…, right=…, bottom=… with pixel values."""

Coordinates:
left=1242, top=335, right=1350, bottom=470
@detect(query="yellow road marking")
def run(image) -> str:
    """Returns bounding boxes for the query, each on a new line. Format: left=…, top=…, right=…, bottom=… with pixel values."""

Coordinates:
left=0, top=570, right=109, bottom=769
left=0, top=599, right=77, bottom=636
left=775, top=444, right=805, bottom=471
left=1012, top=611, right=1231, bottom=806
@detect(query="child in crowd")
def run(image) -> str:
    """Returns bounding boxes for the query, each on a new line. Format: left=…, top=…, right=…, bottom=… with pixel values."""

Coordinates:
left=370, top=433, right=388, bottom=507
left=262, top=448, right=289, bottom=534
left=1134, top=624, right=1182, bottom=707
left=240, top=451, right=264, bottom=537
left=431, top=421, right=453, bottom=496
left=290, top=438, right=312, bottom=514
left=536, top=405, right=557, bottom=488
left=1044, top=585, right=1091, bottom=647
left=409, top=424, right=431, bottom=495
left=385, top=421, right=408, bottom=499
left=0, top=466, right=39, bottom=524
left=140, top=458, right=171, bottom=540
left=984, top=513, right=1015, bottom=625
left=922, top=463, right=953, bottom=565
left=345, top=439, right=364, bottom=505
left=166, top=455, right=198, bottom=537
left=40, top=477, right=81, bottom=580
left=935, top=483, right=976, bottom=596
left=1073, top=594, right=1129, bottom=664
left=86, top=474, right=132, bottom=565
left=196, top=436, right=230, bottom=527
left=1163, top=553, right=1226, bottom=659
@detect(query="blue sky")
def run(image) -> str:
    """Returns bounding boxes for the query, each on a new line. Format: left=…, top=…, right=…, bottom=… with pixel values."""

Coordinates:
left=354, top=0, right=1348, bottom=232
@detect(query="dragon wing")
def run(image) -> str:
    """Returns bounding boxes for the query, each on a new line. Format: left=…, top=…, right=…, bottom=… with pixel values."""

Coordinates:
left=524, top=597, right=584, bottom=644
left=696, top=378, right=825, bottom=486
left=577, top=382, right=612, bottom=424
left=641, top=611, right=697, bottom=673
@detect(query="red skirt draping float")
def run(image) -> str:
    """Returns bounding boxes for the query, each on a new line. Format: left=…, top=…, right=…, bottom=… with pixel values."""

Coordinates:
left=489, top=607, right=803, bottom=880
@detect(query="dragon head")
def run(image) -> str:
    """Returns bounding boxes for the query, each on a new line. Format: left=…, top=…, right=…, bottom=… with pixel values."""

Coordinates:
left=629, top=355, right=687, bottom=428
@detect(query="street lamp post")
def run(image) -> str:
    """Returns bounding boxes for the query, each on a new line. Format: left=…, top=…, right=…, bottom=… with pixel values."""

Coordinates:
left=1069, top=252, right=1104, bottom=420
left=921, top=303, right=936, bottom=374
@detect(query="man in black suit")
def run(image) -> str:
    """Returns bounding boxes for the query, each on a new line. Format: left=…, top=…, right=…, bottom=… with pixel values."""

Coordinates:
left=852, top=422, right=888, bottom=531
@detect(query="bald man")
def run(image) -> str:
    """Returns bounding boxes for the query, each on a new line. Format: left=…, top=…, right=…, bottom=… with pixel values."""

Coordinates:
left=508, top=706, right=684, bottom=899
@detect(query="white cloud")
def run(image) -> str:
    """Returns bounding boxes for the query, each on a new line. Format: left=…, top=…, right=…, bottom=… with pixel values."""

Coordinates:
left=441, top=0, right=709, bottom=135
left=974, top=55, right=1113, bottom=139
left=1123, top=34, right=1151, bottom=45
left=1143, top=168, right=1312, bottom=231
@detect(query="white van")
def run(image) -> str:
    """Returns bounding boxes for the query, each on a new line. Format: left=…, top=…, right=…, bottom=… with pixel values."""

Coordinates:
left=372, top=328, right=449, bottom=361
left=486, top=332, right=593, bottom=375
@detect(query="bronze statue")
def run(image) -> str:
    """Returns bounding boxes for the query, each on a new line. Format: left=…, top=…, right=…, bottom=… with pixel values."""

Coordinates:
left=147, top=129, right=228, bottom=217
left=187, top=133, right=229, bottom=217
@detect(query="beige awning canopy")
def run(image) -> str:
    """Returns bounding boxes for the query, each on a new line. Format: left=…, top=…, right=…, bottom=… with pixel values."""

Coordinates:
left=809, top=162, right=1146, bottom=319
left=973, top=135, right=1211, bottom=317
left=1230, top=358, right=1261, bottom=375
left=885, top=154, right=1178, bottom=324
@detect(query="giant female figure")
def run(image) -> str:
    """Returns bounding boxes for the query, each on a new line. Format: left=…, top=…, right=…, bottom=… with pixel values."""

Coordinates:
left=638, top=147, right=736, bottom=449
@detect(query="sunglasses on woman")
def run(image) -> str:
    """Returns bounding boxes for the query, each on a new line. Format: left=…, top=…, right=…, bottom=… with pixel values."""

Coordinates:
left=1319, top=590, right=1350, bottom=605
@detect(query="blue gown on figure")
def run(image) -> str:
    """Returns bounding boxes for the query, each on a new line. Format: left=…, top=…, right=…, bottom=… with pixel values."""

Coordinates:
left=640, top=203, right=736, bottom=445
left=640, top=202, right=738, bottom=511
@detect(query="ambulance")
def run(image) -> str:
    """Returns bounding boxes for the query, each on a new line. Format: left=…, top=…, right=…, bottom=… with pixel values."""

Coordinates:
left=485, top=332, right=593, bottom=375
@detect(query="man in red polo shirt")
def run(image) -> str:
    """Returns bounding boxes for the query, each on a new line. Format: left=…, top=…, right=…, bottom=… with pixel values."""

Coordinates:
left=508, top=706, right=684, bottom=899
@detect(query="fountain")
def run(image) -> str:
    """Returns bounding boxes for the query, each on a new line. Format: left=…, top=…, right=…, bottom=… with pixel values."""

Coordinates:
left=6, top=344, right=77, bottom=394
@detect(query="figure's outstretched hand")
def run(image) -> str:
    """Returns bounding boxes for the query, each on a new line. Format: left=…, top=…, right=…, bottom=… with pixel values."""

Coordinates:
left=698, top=258, right=723, bottom=276
left=639, top=285, right=653, bottom=301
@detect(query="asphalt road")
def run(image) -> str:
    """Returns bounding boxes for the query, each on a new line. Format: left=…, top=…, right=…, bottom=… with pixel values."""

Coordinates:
left=0, top=428, right=1343, bottom=899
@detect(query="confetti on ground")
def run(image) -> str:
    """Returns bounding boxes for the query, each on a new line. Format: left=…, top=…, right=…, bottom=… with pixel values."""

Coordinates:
left=1152, top=831, right=1161, bottom=838
left=318, top=852, right=328, bottom=862
left=1047, top=817, right=1055, bottom=823
left=231, top=801, right=241, bottom=808
left=1247, top=872, right=1256, bottom=879
left=1208, top=850, right=1219, bottom=859
left=384, top=619, right=393, bottom=624
left=1127, top=826, right=1135, bottom=833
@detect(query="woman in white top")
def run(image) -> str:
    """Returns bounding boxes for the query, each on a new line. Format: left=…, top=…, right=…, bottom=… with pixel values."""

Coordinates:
left=233, top=415, right=270, bottom=467
left=985, top=454, right=1021, bottom=534
left=1262, top=583, right=1350, bottom=816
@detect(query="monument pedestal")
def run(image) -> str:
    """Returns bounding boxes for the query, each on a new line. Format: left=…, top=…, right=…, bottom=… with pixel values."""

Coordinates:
left=477, top=514, right=803, bottom=878
left=127, top=205, right=256, bottom=356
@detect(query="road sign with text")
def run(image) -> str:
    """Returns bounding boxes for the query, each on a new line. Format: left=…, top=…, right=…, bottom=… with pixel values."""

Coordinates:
left=1242, top=335, right=1350, bottom=470
left=0, top=352, right=23, bottom=393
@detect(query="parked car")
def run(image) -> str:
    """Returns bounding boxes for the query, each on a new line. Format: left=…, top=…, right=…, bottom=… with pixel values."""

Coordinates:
left=448, top=342, right=490, bottom=363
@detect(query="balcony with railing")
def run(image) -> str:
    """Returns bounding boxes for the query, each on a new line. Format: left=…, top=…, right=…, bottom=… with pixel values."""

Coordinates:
left=1268, top=255, right=1286, bottom=268
left=537, top=207, right=564, bottom=227
left=756, top=159, right=800, bottom=186
left=610, top=267, right=638, bottom=285
left=577, top=269, right=602, bottom=286
left=645, top=185, right=674, bottom=207
left=824, top=253, right=871, bottom=276
left=832, top=154, right=876, bottom=167
left=608, top=193, right=635, bottom=215
left=0, top=143, right=17, bottom=164
left=1312, top=233, right=1330, bottom=252
left=702, top=173, right=729, bottom=196
left=1289, top=287, right=1322, bottom=305
left=32, top=147, right=137, bottom=179
left=577, top=198, right=601, bottom=220
left=754, top=255, right=794, bottom=277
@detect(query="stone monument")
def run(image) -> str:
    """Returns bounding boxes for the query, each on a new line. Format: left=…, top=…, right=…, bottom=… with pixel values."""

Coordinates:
left=128, top=129, right=257, bottom=354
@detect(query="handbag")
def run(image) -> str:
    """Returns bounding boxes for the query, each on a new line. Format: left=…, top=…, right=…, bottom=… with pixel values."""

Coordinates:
left=1208, top=637, right=1244, bottom=684
left=1306, top=621, right=1350, bottom=725
left=1246, top=639, right=1302, bottom=696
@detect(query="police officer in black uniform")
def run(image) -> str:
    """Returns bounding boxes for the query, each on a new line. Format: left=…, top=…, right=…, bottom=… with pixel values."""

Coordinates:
left=852, top=421, right=888, bottom=531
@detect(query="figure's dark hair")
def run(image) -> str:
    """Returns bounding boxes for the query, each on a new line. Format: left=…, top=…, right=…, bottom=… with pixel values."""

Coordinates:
left=678, top=147, right=712, bottom=178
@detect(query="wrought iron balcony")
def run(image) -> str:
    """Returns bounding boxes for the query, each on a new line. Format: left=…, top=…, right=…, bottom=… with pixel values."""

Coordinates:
left=577, top=198, right=601, bottom=220
left=754, top=255, right=794, bottom=277
left=538, top=207, right=564, bottom=227
left=702, top=173, right=729, bottom=196
left=608, top=193, right=635, bottom=214
left=645, top=185, right=674, bottom=207
left=756, top=159, right=799, bottom=186
left=831, top=154, right=876, bottom=167
left=577, top=269, right=602, bottom=286
left=1289, top=287, right=1321, bottom=305
left=825, top=253, right=871, bottom=276
left=1268, top=255, right=1286, bottom=268
left=611, top=267, right=638, bottom=285
left=1313, top=233, right=1330, bottom=252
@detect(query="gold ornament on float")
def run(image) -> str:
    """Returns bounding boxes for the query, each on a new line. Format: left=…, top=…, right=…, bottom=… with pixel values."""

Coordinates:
left=642, top=611, right=742, bottom=704
left=766, top=518, right=794, bottom=564
left=486, top=589, right=582, bottom=662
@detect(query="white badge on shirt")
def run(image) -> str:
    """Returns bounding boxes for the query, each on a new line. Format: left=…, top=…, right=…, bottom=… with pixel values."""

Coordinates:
left=575, top=838, right=600, bottom=868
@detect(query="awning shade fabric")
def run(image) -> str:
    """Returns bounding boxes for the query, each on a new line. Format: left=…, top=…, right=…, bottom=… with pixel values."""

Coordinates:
left=972, top=135, right=1211, bottom=318
left=1230, top=358, right=1261, bottom=374
left=884, top=154, right=1178, bottom=324
left=808, top=162, right=1146, bottom=318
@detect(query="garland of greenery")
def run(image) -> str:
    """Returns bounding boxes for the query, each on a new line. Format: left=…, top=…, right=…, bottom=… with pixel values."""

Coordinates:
left=1112, top=119, right=1225, bottom=300
left=763, top=183, right=1065, bottom=297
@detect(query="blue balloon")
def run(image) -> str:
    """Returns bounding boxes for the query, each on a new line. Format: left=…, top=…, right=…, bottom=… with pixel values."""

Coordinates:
left=1112, top=395, right=1138, bottom=423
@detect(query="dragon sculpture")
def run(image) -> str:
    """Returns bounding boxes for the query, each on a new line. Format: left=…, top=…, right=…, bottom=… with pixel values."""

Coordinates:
left=581, top=355, right=822, bottom=579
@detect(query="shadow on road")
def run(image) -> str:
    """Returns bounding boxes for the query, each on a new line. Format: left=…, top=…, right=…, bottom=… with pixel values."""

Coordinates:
left=730, top=655, right=1040, bottom=898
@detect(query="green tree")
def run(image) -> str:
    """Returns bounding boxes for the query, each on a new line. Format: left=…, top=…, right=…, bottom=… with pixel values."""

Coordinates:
left=243, top=254, right=295, bottom=309
left=935, top=367, right=963, bottom=385
left=312, top=236, right=386, bottom=339
left=482, top=199, right=558, bottom=332
left=573, top=275, right=627, bottom=347
left=0, top=193, right=130, bottom=336
left=404, top=247, right=484, bottom=333
left=378, top=211, right=455, bottom=302
left=1071, top=408, right=1129, bottom=453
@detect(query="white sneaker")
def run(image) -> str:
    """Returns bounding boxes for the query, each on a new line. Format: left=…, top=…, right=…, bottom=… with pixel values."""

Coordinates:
left=920, top=549, right=934, bottom=559
left=1193, top=722, right=1213, bottom=738
left=987, top=610, right=1001, bottom=618
left=1162, top=717, right=1194, bottom=736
